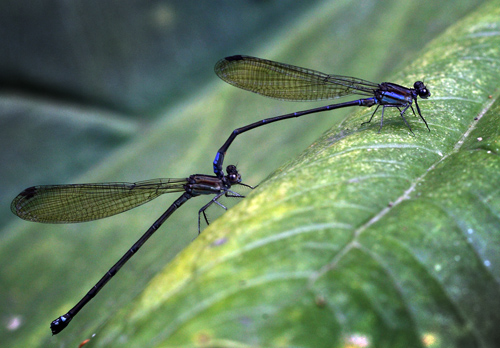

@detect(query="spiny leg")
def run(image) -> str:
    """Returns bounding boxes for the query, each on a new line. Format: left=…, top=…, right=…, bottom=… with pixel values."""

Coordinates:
left=414, top=100, right=431, bottom=131
left=197, top=192, right=225, bottom=233
left=237, top=182, right=257, bottom=190
left=197, top=186, right=253, bottom=233
left=398, top=104, right=415, bottom=135
left=225, top=188, right=250, bottom=198
left=361, top=104, right=381, bottom=126
left=410, top=105, right=417, bottom=117
left=378, top=106, right=386, bottom=132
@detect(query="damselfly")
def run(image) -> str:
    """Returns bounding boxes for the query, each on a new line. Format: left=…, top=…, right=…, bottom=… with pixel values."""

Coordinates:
left=11, top=165, right=251, bottom=334
left=213, top=55, right=431, bottom=177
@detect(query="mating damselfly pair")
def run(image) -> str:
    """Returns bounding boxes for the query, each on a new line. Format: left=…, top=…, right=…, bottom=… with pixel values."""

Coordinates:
left=11, top=55, right=430, bottom=334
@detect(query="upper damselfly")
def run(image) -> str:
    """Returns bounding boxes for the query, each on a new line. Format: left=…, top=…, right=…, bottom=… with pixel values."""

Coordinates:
left=213, top=55, right=430, bottom=177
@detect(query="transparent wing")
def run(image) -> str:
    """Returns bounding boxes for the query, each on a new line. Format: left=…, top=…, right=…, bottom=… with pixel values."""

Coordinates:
left=11, top=178, right=187, bottom=223
left=215, top=55, right=379, bottom=101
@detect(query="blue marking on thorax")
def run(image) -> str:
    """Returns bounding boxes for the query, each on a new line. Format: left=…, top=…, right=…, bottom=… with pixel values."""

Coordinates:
left=380, top=91, right=411, bottom=106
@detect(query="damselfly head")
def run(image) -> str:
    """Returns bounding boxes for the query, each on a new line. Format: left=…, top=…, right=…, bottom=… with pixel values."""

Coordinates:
left=414, top=81, right=431, bottom=99
left=225, top=165, right=241, bottom=184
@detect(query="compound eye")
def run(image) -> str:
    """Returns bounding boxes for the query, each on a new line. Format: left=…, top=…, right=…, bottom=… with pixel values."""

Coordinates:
left=420, top=88, right=431, bottom=98
left=414, top=81, right=430, bottom=98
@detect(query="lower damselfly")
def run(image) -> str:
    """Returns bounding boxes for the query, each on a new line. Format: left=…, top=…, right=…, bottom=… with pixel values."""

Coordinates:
left=11, top=165, right=251, bottom=334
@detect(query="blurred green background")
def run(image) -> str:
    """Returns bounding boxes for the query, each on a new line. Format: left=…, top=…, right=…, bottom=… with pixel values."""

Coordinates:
left=0, top=1, right=488, bottom=347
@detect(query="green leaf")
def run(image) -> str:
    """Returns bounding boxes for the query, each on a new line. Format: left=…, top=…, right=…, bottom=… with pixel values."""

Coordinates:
left=94, top=2, right=500, bottom=348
